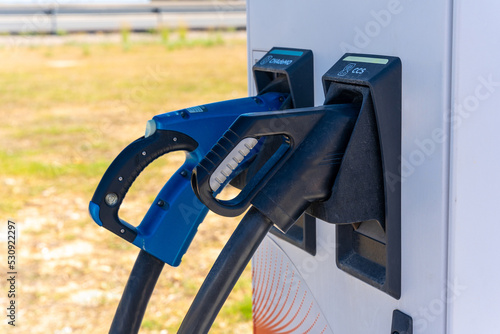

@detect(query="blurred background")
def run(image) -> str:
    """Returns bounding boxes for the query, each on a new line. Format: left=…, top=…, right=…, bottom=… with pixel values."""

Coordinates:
left=0, top=1, right=252, bottom=333
left=0, top=1, right=246, bottom=35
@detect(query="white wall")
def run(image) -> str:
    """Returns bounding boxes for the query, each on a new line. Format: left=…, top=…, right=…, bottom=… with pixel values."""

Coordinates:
left=248, top=0, right=454, bottom=332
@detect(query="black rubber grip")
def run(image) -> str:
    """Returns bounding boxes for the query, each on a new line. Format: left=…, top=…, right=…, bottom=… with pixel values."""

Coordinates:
left=92, top=130, right=198, bottom=242
left=191, top=107, right=327, bottom=217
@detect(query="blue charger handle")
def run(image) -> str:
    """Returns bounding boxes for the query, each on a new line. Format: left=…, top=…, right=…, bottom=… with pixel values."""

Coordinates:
left=89, top=92, right=289, bottom=266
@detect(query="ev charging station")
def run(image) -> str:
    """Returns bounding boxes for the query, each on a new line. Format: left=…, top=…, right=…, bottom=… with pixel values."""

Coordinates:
left=245, top=1, right=500, bottom=333
left=90, top=1, right=500, bottom=333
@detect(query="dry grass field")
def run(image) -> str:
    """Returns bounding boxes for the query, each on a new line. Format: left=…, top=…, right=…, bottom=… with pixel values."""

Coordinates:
left=0, top=32, right=252, bottom=333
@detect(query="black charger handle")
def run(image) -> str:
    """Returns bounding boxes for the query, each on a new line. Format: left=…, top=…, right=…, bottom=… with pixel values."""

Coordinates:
left=191, top=108, right=328, bottom=217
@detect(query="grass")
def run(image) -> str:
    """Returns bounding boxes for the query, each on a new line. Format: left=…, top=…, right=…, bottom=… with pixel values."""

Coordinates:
left=121, top=24, right=131, bottom=51
left=159, top=25, right=170, bottom=45
left=0, top=32, right=251, bottom=333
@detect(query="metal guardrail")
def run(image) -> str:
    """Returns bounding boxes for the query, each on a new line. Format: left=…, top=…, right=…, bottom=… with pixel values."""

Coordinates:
left=0, top=2, right=245, bottom=15
left=0, top=1, right=246, bottom=33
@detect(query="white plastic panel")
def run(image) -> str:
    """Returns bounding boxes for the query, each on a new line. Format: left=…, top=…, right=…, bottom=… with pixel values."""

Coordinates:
left=448, top=1, right=500, bottom=333
left=248, top=0, right=453, bottom=333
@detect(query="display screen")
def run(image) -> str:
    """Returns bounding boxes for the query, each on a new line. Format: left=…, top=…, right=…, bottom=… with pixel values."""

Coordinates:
left=343, top=56, right=388, bottom=64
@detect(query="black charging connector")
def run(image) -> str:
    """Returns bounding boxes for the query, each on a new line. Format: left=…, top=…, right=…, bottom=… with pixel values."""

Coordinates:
left=188, top=101, right=361, bottom=334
